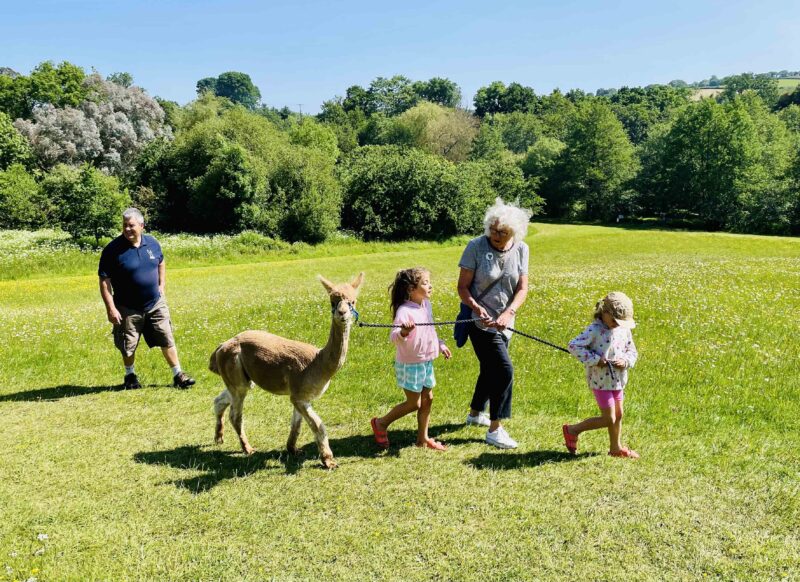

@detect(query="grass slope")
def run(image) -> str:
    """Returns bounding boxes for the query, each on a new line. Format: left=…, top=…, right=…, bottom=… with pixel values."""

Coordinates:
left=1, top=224, right=798, bottom=580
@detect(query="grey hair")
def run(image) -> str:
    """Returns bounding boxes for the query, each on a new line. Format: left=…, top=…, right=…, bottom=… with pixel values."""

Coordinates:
left=482, top=198, right=532, bottom=242
left=122, top=207, right=144, bottom=225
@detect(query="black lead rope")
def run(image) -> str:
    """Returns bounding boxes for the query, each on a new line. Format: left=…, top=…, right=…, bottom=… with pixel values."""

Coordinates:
left=357, top=317, right=568, bottom=354
left=356, top=314, right=618, bottom=381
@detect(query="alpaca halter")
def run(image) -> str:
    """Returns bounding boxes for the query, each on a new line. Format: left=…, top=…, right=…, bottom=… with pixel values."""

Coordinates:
left=332, top=302, right=359, bottom=322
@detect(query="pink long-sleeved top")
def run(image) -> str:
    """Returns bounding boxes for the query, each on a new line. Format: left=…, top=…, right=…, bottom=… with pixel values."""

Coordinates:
left=390, top=299, right=446, bottom=364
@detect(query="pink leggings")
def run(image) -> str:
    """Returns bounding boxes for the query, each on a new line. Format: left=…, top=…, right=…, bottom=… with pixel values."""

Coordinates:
left=593, top=389, right=624, bottom=409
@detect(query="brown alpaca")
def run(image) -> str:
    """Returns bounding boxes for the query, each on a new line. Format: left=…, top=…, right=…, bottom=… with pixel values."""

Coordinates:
left=209, top=273, right=364, bottom=469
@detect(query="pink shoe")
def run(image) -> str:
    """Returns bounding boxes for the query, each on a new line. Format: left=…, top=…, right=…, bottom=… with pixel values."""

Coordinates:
left=562, top=424, right=578, bottom=454
left=370, top=417, right=389, bottom=449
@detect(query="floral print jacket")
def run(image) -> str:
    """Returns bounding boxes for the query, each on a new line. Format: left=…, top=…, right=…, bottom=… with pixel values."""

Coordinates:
left=568, top=319, right=638, bottom=391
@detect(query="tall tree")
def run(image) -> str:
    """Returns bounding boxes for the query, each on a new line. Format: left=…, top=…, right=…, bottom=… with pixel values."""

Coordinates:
left=195, top=72, right=261, bottom=109
left=412, top=77, right=462, bottom=108
left=547, top=99, right=637, bottom=219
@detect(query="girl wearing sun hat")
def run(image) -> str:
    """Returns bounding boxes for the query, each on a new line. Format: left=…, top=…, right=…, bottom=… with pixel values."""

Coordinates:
left=562, top=292, right=640, bottom=458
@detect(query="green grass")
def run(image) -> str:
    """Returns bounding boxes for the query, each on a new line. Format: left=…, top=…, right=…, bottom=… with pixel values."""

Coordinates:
left=776, top=78, right=800, bottom=91
left=1, top=223, right=798, bottom=580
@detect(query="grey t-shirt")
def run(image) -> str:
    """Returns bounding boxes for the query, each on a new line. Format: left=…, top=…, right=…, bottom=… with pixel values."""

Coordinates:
left=459, top=236, right=529, bottom=338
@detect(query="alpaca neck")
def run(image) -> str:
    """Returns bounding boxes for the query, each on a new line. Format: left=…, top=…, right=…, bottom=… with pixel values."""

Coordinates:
left=314, top=316, right=351, bottom=378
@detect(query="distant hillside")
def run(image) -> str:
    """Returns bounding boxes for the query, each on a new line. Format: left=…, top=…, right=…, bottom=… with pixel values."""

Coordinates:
left=689, top=77, right=800, bottom=100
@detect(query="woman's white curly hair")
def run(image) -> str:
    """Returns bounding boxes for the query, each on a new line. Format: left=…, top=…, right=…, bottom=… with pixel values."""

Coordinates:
left=482, top=198, right=533, bottom=242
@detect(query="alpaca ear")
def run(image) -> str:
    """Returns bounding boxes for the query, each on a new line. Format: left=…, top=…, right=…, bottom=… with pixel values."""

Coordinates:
left=350, top=272, right=365, bottom=291
left=318, top=275, right=335, bottom=294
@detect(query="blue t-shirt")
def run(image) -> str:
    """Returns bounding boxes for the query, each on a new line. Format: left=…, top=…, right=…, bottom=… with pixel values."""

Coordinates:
left=98, top=234, right=164, bottom=311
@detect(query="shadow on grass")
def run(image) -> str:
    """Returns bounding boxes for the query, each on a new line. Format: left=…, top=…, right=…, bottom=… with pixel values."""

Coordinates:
left=466, top=449, right=597, bottom=470
left=134, top=422, right=471, bottom=492
left=0, top=384, right=120, bottom=402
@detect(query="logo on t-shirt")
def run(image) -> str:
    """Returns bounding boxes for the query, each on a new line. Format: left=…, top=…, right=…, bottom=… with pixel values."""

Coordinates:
left=146, top=249, right=156, bottom=260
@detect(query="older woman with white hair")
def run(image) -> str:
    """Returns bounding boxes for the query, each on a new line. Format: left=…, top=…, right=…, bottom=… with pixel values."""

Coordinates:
left=457, top=198, right=531, bottom=449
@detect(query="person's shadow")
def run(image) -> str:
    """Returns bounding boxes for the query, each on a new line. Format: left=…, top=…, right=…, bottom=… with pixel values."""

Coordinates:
left=466, top=449, right=597, bottom=470
left=133, top=422, right=473, bottom=493
left=0, top=384, right=119, bottom=402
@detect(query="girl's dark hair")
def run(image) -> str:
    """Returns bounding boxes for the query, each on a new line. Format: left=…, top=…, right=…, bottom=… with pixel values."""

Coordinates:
left=388, top=268, right=429, bottom=317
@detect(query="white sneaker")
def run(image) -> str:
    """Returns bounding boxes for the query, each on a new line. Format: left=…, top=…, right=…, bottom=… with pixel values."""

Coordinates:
left=466, top=412, right=491, bottom=427
left=486, top=427, right=518, bottom=449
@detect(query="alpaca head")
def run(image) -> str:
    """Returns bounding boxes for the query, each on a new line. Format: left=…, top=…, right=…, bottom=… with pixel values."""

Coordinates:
left=318, top=273, right=364, bottom=325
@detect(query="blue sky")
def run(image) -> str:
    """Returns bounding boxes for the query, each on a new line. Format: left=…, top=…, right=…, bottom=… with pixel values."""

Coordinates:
left=2, top=0, right=798, bottom=112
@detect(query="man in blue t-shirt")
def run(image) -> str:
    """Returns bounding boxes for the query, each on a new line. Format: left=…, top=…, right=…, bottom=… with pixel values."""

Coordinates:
left=99, top=208, right=195, bottom=390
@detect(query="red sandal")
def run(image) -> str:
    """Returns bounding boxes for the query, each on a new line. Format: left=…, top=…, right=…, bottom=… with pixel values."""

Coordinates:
left=608, top=447, right=639, bottom=459
left=562, top=424, right=578, bottom=454
left=370, top=417, right=390, bottom=449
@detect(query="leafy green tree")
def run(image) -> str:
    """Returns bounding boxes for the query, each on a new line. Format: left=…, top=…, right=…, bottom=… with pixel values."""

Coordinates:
left=547, top=99, right=638, bottom=219
left=607, top=85, right=690, bottom=144
left=339, top=145, right=464, bottom=239
left=537, top=89, right=577, bottom=140
left=196, top=77, right=218, bottom=95
left=288, top=118, right=339, bottom=162
left=367, top=76, right=419, bottom=116
left=519, top=136, right=566, bottom=191
left=473, top=81, right=507, bottom=117
left=148, top=105, right=340, bottom=240
left=155, top=97, right=182, bottom=130
left=342, top=85, right=374, bottom=115
left=638, top=95, right=795, bottom=232
left=0, top=111, right=32, bottom=170
left=377, top=102, right=478, bottom=162
left=491, top=111, right=544, bottom=154
left=0, top=73, right=31, bottom=119
left=195, top=72, right=261, bottom=109
left=107, top=72, right=133, bottom=88
left=28, top=61, right=88, bottom=110
left=778, top=104, right=800, bottom=134
left=502, top=82, right=538, bottom=113
left=43, top=164, right=130, bottom=242
left=0, top=163, right=47, bottom=228
left=469, top=122, right=506, bottom=161
left=473, top=81, right=537, bottom=117
left=412, top=77, right=462, bottom=108
left=720, top=73, right=779, bottom=107
left=317, top=98, right=364, bottom=153
left=776, top=85, right=800, bottom=110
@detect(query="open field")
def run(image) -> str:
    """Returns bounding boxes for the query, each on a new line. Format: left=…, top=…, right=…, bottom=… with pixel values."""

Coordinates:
left=1, top=223, right=798, bottom=580
left=776, top=78, right=800, bottom=91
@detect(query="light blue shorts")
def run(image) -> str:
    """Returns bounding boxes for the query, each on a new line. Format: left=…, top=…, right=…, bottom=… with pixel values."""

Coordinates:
left=394, top=360, right=436, bottom=393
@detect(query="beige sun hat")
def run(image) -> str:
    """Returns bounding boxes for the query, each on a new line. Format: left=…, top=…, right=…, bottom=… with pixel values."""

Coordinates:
left=602, top=291, right=636, bottom=329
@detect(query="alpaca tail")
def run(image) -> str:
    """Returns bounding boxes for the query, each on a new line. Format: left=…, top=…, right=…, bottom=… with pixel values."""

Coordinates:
left=209, top=344, right=224, bottom=375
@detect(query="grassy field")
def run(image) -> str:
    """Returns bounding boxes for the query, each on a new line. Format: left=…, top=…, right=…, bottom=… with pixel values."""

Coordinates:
left=1, top=223, right=798, bottom=580
left=777, top=78, right=800, bottom=91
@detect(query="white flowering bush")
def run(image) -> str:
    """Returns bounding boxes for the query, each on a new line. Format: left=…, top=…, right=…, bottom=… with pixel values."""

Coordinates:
left=13, top=74, right=172, bottom=175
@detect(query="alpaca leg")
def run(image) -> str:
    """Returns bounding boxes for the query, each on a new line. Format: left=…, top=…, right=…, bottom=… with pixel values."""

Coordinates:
left=213, top=389, right=232, bottom=444
left=229, top=390, right=254, bottom=455
left=287, top=408, right=303, bottom=455
left=293, top=400, right=335, bottom=469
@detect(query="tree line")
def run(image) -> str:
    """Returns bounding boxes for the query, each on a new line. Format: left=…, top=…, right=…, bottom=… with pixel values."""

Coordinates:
left=1, top=61, right=799, bottom=242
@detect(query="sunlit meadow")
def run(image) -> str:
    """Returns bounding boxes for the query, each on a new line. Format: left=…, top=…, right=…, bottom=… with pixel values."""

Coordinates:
left=0, top=223, right=798, bottom=580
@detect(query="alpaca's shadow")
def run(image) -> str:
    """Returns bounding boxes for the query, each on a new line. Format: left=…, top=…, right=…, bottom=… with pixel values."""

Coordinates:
left=0, top=384, right=119, bottom=402
left=134, top=422, right=470, bottom=493
left=134, top=445, right=291, bottom=493
left=466, top=449, right=597, bottom=470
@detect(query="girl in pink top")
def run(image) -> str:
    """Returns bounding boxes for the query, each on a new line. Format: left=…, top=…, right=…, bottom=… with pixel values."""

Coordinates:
left=370, top=268, right=452, bottom=451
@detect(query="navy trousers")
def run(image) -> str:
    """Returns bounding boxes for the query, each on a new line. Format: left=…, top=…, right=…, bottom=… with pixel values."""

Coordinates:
left=467, top=323, right=514, bottom=420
